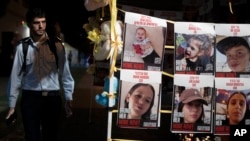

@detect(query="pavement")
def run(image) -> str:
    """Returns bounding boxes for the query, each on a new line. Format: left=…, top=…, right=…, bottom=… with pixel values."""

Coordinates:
left=0, top=66, right=224, bottom=141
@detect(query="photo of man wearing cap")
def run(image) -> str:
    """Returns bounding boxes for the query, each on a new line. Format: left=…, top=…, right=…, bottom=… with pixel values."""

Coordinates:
left=216, top=36, right=250, bottom=72
left=177, top=88, right=208, bottom=124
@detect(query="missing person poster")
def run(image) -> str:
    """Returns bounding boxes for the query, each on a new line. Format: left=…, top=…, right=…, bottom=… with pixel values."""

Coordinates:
left=171, top=74, right=214, bottom=133
left=121, top=11, right=167, bottom=71
left=214, top=78, right=250, bottom=135
left=117, top=69, right=162, bottom=129
left=174, top=22, right=215, bottom=75
left=215, top=24, right=250, bottom=75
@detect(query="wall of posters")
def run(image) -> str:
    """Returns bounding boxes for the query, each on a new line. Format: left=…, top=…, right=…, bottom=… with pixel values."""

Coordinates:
left=111, top=6, right=250, bottom=137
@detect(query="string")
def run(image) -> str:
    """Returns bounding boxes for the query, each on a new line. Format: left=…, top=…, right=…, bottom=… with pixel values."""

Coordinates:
left=229, top=0, right=233, bottom=14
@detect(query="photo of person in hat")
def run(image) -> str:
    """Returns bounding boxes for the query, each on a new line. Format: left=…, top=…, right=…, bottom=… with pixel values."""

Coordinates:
left=177, top=88, right=208, bottom=124
left=216, top=36, right=250, bottom=72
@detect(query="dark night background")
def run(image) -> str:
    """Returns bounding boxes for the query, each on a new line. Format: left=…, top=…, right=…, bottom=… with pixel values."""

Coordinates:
left=2, top=0, right=250, bottom=51
left=1, top=0, right=250, bottom=77
left=28, top=0, right=97, bottom=50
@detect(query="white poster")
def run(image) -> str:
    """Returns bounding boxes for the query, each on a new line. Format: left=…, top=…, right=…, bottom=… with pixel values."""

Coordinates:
left=175, top=22, right=215, bottom=74
left=122, top=12, right=167, bottom=71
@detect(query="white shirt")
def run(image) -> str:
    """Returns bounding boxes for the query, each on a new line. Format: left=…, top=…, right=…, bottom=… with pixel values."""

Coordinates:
left=8, top=36, right=74, bottom=108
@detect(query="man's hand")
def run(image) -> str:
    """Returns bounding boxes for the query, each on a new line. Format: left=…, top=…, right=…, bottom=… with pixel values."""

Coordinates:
left=5, top=108, right=17, bottom=126
left=65, top=100, right=73, bottom=118
left=6, top=108, right=15, bottom=119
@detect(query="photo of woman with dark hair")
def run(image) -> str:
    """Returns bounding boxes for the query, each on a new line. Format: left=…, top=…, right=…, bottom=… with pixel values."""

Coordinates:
left=224, top=91, right=249, bottom=125
left=124, top=83, right=155, bottom=120
left=177, top=88, right=208, bottom=124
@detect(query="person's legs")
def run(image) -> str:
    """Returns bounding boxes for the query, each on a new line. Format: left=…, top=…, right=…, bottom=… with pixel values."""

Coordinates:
left=41, top=94, right=62, bottom=141
left=20, top=92, right=42, bottom=141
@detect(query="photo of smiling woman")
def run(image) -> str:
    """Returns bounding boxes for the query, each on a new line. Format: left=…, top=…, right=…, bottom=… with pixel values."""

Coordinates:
left=118, top=81, right=160, bottom=128
left=124, top=83, right=155, bottom=120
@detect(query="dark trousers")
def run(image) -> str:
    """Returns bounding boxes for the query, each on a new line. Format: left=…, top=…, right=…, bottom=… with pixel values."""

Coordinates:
left=20, top=90, right=62, bottom=141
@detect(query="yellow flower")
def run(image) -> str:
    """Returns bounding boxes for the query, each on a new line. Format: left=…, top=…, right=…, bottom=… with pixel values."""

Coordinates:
left=87, top=28, right=101, bottom=44
left=87, top=28, right=103, bottom=53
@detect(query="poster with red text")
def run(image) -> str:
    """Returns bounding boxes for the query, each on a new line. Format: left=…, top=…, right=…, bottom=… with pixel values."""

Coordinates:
left=117, top=69, right=162, bottom=129
left=121, top=11, right=167, bottom=71
left=174, top=22, right=215, bottom=75
left=171, top=74, right=214, bottom=133
left=215, top=24, right=250, bottom=76
left=214, top=77, right=250, bottom=135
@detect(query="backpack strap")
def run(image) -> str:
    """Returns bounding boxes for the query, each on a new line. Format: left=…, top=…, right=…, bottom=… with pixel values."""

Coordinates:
left=48, top=36, right=62, bottom=69
left=18, top=37, right=61, bottom=76
left=19, top=37, right=31, bottom=76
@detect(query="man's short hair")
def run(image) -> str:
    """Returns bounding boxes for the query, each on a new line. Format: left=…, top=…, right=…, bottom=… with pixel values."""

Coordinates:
left=26, top=8, right=46, bottom=24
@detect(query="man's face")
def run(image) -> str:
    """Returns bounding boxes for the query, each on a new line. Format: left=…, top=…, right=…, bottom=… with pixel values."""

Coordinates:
left=30, top=17, right=46, bottom=36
